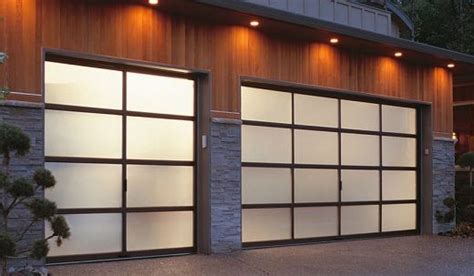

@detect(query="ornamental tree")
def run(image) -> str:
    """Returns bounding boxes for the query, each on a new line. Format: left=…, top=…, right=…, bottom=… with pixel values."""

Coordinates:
left=0, top=123, right=70, bottom=274
left=457, top=151, right=474, bottom=188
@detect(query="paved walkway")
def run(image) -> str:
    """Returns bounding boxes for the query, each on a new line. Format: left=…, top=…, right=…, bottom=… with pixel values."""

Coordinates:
left=49, top=236, right=474, bottom=275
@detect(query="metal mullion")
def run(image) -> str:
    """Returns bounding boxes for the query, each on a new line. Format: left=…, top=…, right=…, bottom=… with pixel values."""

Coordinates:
left=379, top=104, right=383, bottom=233
left=291, top=93, right=295, bottom=241
left=121, top=70, right=128, bottom=256
left=126, top=159, right=195, bottom=166
left=337, top=99, right=342, bottom=237
left=45, top=103, right=123, bottom=116
left=44, top=157, right=122, bottom=164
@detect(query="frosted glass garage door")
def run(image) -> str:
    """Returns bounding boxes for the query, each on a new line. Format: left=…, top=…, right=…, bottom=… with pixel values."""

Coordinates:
left=44, top=60, right=195, bottom=261
left=241, top=85, right=419, bottom=245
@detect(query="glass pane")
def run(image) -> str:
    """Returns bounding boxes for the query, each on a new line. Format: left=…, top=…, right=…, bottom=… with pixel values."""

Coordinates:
left=242, top=125, right=292, bottom=163
left=294, top=169, right=338, bottom=203
left=294, top=130, right=338, bottom=165
left=46, top=214, right=122, bottom=256
left=382, top=105, right=416, bottom=134
left=127, top=211, right=193, bottom=251
left=242, top=208, right=291, bottom=242
left=127, top=165, right=194, bottom=207
left=45, top=163, right=122, bottom=208
left=242, top=168, right=292, bottom=204
left=294, top=94, right=338, bottom=127
left=341, top=170, right=379, bottom=202
left=341, top=100, right=379, bottom=131
left=127, top=72, right=194, bottom=116
left=241, top=86, right=292, bottom=123
left=382, top=137, right=416, bottom=167
left=342, top=134, right=379, bottom=166
left=45, top=61, right=122, bottom=109
left=382, top=204, right=416, bottom=232
left=382, top=171, right=416, bottom=200
left=127, top=117, right=194, bottom=161
left=294, top=207, right=338, bottom=238
left=45, top=110, right=122, bottom=158
left=341, top=205, right=379, bottom=235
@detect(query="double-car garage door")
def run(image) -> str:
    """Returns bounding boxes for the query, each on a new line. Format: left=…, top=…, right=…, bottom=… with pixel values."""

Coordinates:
left=241, top=85, right=419, bottom=245
left=44, top=58, right=196, bottom=262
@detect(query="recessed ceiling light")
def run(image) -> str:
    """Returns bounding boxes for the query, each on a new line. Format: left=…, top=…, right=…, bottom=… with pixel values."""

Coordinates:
left=149, top=0, right=158, bottom=5
left=447, top=63, right=455, bottom=68
left=330, top=38, right=339, bottom=44
left=250, top=20, right=259, bottom=27
left=394, top=52, right=403, bottom=57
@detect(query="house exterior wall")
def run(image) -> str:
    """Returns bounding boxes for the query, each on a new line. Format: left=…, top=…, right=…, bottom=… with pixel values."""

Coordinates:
left=0, top=0, right=457, bottom=267
left=242, top=0, right=394, bottom=36
left=0, top=0, right=453, bottom=136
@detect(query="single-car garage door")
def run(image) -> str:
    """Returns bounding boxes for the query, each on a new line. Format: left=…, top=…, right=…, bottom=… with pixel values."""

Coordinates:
left=44, top=57, right=196, bottom=262
left=241, top=84, right=419, bottom=246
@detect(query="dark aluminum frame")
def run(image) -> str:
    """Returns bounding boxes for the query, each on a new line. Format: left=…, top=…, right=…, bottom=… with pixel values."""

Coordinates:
left=241, top=81, right=421, bottom=248
left=44, top=54, right=198, bottom=263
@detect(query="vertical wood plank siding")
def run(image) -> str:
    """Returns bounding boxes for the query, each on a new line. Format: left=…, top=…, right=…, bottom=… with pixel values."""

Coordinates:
left=0, top=0, right=453, bottom=135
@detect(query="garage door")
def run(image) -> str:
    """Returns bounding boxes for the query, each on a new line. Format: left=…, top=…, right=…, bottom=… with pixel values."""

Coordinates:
left=241, top=84, right=419, bottom=246
left=44, top=58, right=196, bottom=262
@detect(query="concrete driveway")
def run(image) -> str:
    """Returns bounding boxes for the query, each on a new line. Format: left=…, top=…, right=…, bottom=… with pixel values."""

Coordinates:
left=48, top=235, right=474, bottom=275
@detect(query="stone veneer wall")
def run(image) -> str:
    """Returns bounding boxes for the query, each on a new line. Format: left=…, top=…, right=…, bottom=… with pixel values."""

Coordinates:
left=209, top=118, right=242, bottom=253
left=432, top=138, right=456, bottom=233
left=0, top=101, right=44, bottom=268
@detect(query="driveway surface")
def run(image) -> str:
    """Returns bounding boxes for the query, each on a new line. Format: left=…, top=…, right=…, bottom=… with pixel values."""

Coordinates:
left=48, top=235, right=474, bottom=275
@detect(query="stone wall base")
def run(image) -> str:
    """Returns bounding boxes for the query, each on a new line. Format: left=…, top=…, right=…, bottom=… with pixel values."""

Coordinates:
left=0, top=101, right=44, bottom=269
left=432, top=138, right=456, bottom=233
left=209, top=118, right=242, bottom=253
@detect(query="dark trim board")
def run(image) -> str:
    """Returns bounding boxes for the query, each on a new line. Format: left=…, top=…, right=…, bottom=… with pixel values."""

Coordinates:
left=241, top=81, right=422, bottom=247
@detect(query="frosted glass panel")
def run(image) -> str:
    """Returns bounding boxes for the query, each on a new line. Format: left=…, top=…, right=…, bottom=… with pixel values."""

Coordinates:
left=242, top=125, right=292, bottom=163
left=382, top=204, right=416, bottom=232
left=127, top=117, right=194, bottom=161
left=127, top=165, right=193, bottom=207
left=294, top=94, right=338, bottom=127
left=242, top=168, right=291, bottom=204
left=294, top=169, right=338, bottom=203
left=342, top=134, right=379, bottom=166
left=382, top=171, right=416, bottom=200
left=127, top=211, right=193, bottom=251
left=242, top=208, right=291, bottom=242
left=294, top=207, right=338, bottom=238
left=241, top=86, right=292, bottom=123
left=127, top=73, right=194, bottom=116
left=341, top=100, right=379, bottom=131
left=294, top=130, right=338, bottom=165
left=47, top=214, right=121, bottom=256
left=382, top=137, right=416, bottom=167
left=45, top=163, right=122, bottom=208
left=45, top=110, right=122, bottom=158
left=341, top=170, right=379, bottom=202
left=341, top=205, right=379, bottom=235
left=382, top=105, right=416, bottom=134
left=45, top=61, right=122, bottom=109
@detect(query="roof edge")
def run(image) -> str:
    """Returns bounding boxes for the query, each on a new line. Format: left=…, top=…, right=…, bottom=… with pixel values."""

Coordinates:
left=197, top=0, right=474, bottom=65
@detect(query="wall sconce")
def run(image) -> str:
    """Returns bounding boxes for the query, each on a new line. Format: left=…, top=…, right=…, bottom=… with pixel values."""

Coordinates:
left=452, top=132, right=458, bottom=144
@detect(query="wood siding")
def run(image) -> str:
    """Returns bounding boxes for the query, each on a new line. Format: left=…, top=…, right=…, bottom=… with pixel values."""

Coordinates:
left=0, top=0, right=453, bottom=135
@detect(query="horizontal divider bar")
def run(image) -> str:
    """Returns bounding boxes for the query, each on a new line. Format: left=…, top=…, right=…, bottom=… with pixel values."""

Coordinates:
left=45, top=104, right=195, bottom=121
left=242, top=120, right=416, bottom=138
left=242, top=163, right=416, bottom=170
left=242, top=230, right=419, bottom=248
left=242, top=200, right=417, bottom=209
left=57, top=206, right=194, bottom=214
left=45, top=157, right=195, bottom=166
left=46, top=246, right=195, bottom=264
